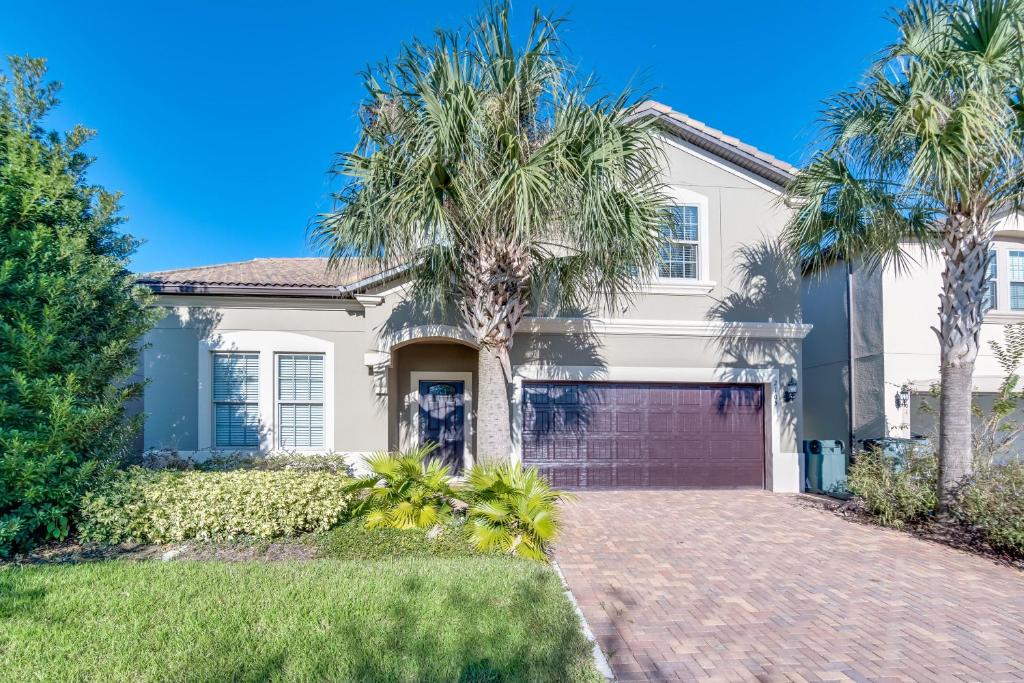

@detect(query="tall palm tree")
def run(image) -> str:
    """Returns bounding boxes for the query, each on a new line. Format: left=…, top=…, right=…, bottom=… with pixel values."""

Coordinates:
left=312, top=3, right=668, bottom=463
left=786, top=0, right=1024, bottom=509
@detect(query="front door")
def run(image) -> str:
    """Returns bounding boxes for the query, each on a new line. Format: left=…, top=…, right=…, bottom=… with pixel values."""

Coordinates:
left=418, top=380, right=465, bottom=473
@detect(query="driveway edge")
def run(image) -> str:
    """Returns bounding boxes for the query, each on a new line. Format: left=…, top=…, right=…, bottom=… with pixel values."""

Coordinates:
left=552, top=560, right=615, bottom=681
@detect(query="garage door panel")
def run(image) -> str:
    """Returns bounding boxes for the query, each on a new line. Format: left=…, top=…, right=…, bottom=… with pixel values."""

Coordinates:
left=615, top=464, right=644, bottom=486
left=616, top=439, right=643, bottom=460
left=583, top=411, right=612, bottom=433
left=521, top=381, right=764, bottom=489
left=547, top=466, right=582, bottom=488
left=677, top=413, right=702, bottom=432
left=587, top=466, right=614, bottom=487
left=648, top=438, right=679, bottom=459
left=584, top=438, right=615, bottom=460
left=614, top=412, right=642, bottom=432
left=648, top=411, right=674, bottom=432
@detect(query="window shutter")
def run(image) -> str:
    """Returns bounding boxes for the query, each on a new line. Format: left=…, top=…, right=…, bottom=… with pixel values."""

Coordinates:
left=212, top=353, right=260, bottom=448
left=277, top=354, right=325, bottom=448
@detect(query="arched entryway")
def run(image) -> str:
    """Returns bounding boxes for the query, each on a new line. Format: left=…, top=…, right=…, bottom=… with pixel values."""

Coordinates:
left=381, top=326, right=479, bottom=473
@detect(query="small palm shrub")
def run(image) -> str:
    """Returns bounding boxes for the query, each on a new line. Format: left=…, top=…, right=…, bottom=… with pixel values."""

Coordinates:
left=463, top=463, right=571, bottom=562
left=346, top=445, right=458, bottom=530
left=848, top=446, right=938, bottom=528
left=957, top=460, right=1024, bottom=556
left=78, top=467, right=352, bottom=543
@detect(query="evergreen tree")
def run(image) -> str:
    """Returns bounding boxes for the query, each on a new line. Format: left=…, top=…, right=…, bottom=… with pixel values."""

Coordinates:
left=0, top=56, right=158, bottom=556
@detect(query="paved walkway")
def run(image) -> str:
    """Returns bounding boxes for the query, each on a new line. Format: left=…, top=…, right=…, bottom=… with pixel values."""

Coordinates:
left=555, top=490, right=1024, bottom=682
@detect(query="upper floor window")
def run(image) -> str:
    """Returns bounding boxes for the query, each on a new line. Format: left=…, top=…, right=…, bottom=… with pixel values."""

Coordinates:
left=213, top=353, right=260, bottom=448
left=983, top=248, right=998, bottom=311
left=277, top=353, right=325, bottom=449
left=1010, top=251, right=1024, bottom=311
left=659, top=206, right=700, bottom=279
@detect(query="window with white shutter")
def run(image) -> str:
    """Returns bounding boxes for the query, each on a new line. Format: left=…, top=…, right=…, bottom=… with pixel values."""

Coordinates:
left=213, top=353, right=260, bottom=448
left=277, top=354, right=325, bottom=449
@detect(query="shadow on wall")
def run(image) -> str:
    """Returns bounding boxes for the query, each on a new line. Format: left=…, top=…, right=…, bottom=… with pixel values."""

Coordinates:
left=704, top=235, right=801, bottom=443
left=513, top=319, right=608, bottom=443
left=706, top=235, right=802, bottom=360
left=138, top=306, right=266, bottom=461
left=376, top=292, right=463, bottom=343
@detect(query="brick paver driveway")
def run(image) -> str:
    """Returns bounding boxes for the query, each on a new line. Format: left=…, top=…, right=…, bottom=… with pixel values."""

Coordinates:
left=555, top=491, right=1024, bottom=682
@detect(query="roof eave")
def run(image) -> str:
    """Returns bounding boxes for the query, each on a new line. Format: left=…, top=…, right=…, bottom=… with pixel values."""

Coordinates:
left=140, top=282, right=350, bottom=298
left=338, top=262, right=414, bottom=295
left=631, top=105, right=795, bottom=189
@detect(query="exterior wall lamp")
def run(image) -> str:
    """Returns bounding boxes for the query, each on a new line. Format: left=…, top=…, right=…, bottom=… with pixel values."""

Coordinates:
left=783, top=377, right=798, bottom=403
left=895, top=384, right=912, bottom=409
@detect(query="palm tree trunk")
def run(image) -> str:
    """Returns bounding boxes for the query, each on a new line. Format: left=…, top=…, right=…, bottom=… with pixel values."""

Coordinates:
left=937, top=361, right=974, bottom=510
left=476, top=344, right=512, bottom=465
left=935, top=211, right=990, bottom=511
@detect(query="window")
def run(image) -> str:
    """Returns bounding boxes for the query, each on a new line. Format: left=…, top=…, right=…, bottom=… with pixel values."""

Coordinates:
left=1011, top=251, right=1024, bottom=310
left=659, top=206, right=700, bottom=279
left=277, top=354, right=324, bottom=449
left=213, top=353, right=260, bottom=448
left=983, top=248, right=998, bottom=311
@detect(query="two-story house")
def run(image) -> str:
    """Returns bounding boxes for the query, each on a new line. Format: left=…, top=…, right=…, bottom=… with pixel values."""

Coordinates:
left=136, top=101, right=811, bottom=492
left=801, top=211, right=1024, bottom=451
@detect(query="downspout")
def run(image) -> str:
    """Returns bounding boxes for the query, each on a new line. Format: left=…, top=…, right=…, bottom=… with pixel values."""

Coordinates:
left=847, top=260, right=856, bottom=452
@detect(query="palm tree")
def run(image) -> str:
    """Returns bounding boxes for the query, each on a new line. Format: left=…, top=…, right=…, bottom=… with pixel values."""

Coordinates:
left=786, top=0, right=1024, bottom=509
left=312, top=3, right=668, bottom=463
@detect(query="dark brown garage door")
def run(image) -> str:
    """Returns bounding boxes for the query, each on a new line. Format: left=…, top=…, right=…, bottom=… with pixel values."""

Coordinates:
left=521, top=382, right=765, bottom=488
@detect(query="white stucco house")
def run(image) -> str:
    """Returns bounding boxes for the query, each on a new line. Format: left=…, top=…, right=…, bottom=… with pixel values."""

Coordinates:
left=801, top=211, right=1024, bottom=450
left=135, top=102, right=812, bottom=492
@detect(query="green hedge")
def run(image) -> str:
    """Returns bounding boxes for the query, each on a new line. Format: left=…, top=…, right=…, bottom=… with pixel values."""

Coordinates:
left=78, top=467, right=351, bottom=543
left=847, top=447, right=937, bottom=528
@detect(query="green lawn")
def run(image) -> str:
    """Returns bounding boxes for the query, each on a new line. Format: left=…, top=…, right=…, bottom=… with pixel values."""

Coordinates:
left=0, top=557, right=600, bottom=683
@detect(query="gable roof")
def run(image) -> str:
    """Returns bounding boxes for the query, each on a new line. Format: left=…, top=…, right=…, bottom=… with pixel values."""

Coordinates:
left=633, top=101, right=797, bottom=189
left=141, top=104, right=796, bottom=299
left=138, top=257, right=403, bottom=298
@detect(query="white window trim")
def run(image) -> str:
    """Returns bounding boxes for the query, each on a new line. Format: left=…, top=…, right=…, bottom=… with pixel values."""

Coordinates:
left=643, top=185, right=715, bottom=295
left=197, top=331, right=334, bottom=454
left=509, top=364, right=799, bottom=493
left=404, top=370, right=474, bottom=471
left=275, top=352, right=327, bottom=452
left=980, top=239, right=1024, bottom=322
left=1007, top=248, right=1024, bottom=312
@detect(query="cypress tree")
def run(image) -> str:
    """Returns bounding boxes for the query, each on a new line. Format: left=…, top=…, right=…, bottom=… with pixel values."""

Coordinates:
left=0, top=56, right=158, bottom=556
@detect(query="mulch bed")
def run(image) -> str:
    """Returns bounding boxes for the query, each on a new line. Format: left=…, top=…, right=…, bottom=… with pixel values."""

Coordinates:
left=790, top=493, right=1024, bottom=572
left=5, top=538, right=319, bottom=566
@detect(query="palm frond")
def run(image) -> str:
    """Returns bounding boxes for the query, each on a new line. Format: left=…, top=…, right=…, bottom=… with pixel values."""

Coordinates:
left=310, top=0, right=669, bottom=345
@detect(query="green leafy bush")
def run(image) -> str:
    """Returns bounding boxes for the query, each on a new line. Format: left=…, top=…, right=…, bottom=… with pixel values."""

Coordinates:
left=957, top=460, right=1024, bottom=555
left=0, top=58, right=160, bottom=557
left=78, top=467, right=351, bottom=543
left=346, top=445, right=458, bottom=530
left=140, top=448, right=352, bottom=474
left=848, top=446, right=937, bottom=528
left=464, top=463, right=571, bottom=561
left=317, top=519, right=484, bottom=560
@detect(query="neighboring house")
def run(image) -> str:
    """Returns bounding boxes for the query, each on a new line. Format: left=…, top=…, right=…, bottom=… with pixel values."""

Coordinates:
left=136, top=101, right=811, bottom=492
left=801, top=211, right=1024, bottom=451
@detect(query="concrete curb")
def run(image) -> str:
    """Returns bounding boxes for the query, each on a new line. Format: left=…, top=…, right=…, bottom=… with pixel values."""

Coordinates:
left=552, top=560, right=615, bottom=681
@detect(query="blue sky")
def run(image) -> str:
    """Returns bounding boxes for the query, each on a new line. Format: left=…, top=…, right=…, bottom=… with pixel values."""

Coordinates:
left=1, top=1, right=894, bottom=273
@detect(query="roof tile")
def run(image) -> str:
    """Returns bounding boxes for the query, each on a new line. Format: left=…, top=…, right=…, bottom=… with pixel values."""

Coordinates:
left=138, top=257, right=381, bottom=289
